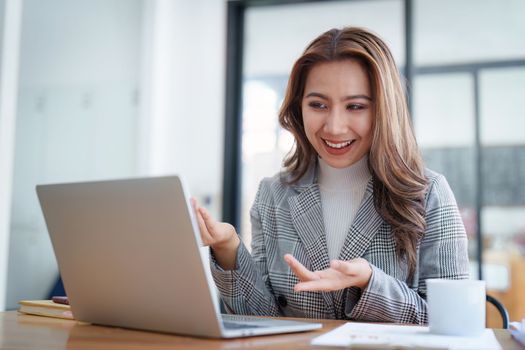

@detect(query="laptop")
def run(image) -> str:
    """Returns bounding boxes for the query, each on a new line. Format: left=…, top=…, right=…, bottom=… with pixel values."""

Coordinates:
left=36, top=175, right=322, bottom=338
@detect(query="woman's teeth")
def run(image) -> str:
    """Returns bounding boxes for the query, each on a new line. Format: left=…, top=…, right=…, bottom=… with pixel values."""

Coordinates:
left=324, top=140, right=353, bottom=149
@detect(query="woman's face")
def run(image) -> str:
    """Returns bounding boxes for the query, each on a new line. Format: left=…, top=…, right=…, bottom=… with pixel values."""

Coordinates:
left=301, top=60, right=373, bottom=169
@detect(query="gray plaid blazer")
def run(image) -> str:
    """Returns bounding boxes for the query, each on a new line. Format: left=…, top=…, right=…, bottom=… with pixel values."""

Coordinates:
left=211, top=164, right=470, bottom=324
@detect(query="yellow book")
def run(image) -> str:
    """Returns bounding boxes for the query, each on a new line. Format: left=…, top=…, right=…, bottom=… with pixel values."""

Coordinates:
left=18, top=300, right=74, bottom=320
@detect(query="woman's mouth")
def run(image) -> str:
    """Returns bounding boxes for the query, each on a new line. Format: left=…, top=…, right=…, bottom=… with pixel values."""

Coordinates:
left=322, top=138, right=356, bottom=155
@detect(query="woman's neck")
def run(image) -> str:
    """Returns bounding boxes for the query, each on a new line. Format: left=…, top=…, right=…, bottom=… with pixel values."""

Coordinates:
left=318, top=155, right=371, bottom=192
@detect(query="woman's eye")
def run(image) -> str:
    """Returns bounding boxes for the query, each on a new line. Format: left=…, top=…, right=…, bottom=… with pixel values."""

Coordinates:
left=347, top=104, right=365, bottom=111
left=308, top=101, right=327, bottom=110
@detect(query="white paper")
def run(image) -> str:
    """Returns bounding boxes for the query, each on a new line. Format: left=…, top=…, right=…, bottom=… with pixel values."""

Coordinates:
left=510, top=319, right=525, bottom=347
left=311, top=322, right=502, bottom=350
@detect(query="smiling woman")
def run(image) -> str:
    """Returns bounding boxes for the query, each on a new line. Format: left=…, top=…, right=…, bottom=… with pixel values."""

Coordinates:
left=301, top=60, right=373, bottom=169
left=192, top=27, right=469, bottom=324
left=279, top=28, right=428, bottom=280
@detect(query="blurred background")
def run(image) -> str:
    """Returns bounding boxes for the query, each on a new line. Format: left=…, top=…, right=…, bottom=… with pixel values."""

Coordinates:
left=0, top=0, right=523, bottom=327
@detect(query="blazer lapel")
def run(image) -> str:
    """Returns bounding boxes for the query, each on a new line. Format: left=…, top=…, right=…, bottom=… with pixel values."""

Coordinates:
left=332, top=178, right=384, bottom=318
left=338, top=178, right=383, bottom=262
left=288, top=184, right=330, bottom=273
left=288, top=181, right=336, bottom=317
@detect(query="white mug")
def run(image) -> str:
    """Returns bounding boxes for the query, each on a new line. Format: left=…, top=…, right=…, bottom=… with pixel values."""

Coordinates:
left=426, top=279, right=486, bottom=336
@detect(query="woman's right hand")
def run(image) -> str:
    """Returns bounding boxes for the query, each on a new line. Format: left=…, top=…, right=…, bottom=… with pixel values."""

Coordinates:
left=191, top=198, right=240, bottom=269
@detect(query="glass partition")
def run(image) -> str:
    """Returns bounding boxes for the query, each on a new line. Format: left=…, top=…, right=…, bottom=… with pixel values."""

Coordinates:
left=414, top=0, right=525, bottom=326
left=241, top=0, right=404, bottom=248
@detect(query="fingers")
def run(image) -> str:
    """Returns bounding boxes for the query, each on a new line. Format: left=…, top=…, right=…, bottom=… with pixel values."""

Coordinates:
left=330, top=260, right=359, bottom=276
left=294, top=279, right=339, bottom=292
left=199, top=207, right=215, bottom=228
left=191, top=198, right=213, bottom=245
left=190, top=198, right=216, bottom=233
left=293, top=267, right=353, bottom=292
left=330, top=258, right=373, bottom=289
left=289, top=259, right=372, bottom=292
left=284, top=254, right=319, bottom=282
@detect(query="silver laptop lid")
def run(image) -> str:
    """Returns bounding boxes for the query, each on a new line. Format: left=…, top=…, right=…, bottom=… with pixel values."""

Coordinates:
left=37, top=175, right=223, bottom=337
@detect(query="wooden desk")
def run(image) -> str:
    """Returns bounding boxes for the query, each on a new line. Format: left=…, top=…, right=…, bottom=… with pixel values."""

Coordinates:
left=1, top=311, right=523, bottom=350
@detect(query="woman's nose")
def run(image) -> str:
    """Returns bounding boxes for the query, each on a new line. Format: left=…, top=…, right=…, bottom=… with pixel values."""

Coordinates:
left=324, top=107, right=349, bottom=135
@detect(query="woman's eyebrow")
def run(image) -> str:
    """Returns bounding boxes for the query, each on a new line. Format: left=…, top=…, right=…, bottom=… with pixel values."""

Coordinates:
left=304, top=92, right=371, bottom=101
left=304, top=92, right=329, bottom=100
left=342, top=94, right=372, bottom=101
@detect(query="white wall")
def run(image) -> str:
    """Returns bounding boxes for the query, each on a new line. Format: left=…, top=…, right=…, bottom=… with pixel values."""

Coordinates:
left=140, top=0, right=226, bottom=216
left=0, top=0, right=22, bottom=312
left=5, top=0, right=143, bottom=310
left=3, top=0, right=226, bottom=310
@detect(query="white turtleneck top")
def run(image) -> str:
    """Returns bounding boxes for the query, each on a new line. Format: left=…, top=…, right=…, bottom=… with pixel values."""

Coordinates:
left=318, top=155, right=372, bottom=260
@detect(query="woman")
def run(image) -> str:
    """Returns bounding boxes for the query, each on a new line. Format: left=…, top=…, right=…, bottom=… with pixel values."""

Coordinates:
left=192, top=27, right=469, bottom=324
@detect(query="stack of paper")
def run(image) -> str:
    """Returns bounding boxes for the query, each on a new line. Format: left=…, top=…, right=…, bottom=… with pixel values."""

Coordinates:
left=311, top=322, right=502, bottom=350
left=510, top=319, right=525, bottom=347
left=18, top=300, right=74, bottom=320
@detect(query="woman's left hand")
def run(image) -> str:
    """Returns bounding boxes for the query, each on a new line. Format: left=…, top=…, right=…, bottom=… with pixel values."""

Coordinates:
left=284, top=254, right=373, bottom=292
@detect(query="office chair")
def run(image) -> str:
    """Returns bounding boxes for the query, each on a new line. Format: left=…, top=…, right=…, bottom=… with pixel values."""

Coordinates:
left=486, top=294, right=509, bottom=329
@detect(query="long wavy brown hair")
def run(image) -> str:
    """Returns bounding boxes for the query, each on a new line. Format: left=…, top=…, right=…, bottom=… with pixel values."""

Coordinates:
left=279, top=27, right=428, bottom=278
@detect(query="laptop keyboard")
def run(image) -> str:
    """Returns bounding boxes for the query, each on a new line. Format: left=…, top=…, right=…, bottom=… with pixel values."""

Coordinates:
left=222, top=321, right=264, bottom=330
left=222, top=314, right=268, bottom=322
left=222, top=314, right=269, bottom=330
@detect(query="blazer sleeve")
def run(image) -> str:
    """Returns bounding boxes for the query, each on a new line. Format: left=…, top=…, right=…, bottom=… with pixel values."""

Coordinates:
left=345, top=174, right=470, bottom=324
left=209, top=182, right=281, bottom=316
